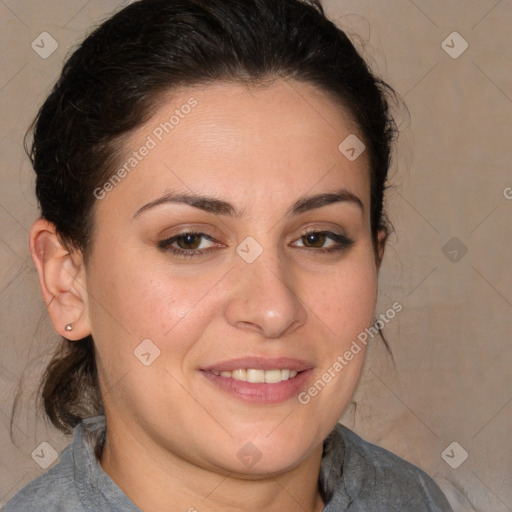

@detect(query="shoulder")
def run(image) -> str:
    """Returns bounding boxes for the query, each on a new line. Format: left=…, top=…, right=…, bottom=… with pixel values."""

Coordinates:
left=325, top=424, right=454, bottom=511
left=3, top=444, right=84, bottom=512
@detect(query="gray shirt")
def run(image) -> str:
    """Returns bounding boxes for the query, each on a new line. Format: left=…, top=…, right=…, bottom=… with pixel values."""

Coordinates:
left=4, top=415, right=453, bottom=511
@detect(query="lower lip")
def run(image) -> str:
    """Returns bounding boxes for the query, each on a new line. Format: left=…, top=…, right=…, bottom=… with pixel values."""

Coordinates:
left=200, top=369, right=313, bottom=404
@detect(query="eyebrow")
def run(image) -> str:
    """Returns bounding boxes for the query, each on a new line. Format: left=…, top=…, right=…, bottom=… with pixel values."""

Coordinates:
left=133, top=187, right=364, bottom=219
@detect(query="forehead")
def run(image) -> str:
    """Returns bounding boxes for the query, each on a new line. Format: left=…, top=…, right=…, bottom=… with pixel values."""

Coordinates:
left=95, top=79, right=371, bottom=220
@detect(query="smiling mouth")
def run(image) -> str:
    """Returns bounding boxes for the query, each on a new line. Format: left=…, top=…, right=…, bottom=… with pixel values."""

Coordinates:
left=205, top=368, right=301, bottom=383
left=200, top=365, right=313, bottom=404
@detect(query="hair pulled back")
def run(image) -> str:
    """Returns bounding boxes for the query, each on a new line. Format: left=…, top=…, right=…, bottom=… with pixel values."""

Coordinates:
left=27, top=0, right=398, bottom=433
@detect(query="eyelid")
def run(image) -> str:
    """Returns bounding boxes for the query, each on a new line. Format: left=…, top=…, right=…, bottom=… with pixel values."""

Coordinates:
left=289, top=223, right=353, bottom=243
left=157, top=222, right=224, bottom=240
left=158, top=231, right=223, bottom=251
left=291, top=230, right=354, bottom=250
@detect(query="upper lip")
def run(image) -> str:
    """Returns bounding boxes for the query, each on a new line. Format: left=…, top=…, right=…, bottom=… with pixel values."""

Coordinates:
left=201, top=357, right=314, bottom=372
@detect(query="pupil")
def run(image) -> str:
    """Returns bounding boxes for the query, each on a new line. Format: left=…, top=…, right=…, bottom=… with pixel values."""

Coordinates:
left=305, top=233, right=325, bottom=247
left=178, top=234, right=200, bottom=249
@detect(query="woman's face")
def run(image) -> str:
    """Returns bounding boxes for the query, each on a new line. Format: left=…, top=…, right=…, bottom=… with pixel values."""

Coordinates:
left=84, top=79, right=383, bottom=475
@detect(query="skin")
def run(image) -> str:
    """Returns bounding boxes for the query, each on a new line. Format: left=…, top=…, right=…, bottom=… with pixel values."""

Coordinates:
left=30, top=79, right=386, bottom=512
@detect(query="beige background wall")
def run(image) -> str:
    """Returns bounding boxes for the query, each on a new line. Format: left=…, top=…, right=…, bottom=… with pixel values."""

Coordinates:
left=0, top=1, right=511, bottom=511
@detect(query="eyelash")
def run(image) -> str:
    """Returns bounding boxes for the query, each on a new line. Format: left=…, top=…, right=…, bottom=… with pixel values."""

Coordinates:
left=158, top=230, right=355, bottom=258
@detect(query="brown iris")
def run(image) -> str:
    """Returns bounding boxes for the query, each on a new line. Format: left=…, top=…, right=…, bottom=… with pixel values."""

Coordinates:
left=175, top=233, right=203, bottom=250
left=302, top=232, right=326, bottom=248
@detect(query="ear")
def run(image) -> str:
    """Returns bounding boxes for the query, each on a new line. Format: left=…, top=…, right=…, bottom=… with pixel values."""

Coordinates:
left=29, top=218, right=91, bottom=340
left=375, top=228, right=388, bottom=270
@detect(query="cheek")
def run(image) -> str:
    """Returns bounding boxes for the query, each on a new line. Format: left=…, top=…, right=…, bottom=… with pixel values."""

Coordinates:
left=308, top=250, right=378, bottom=344
left=87, top=247, right=227, bottom=356
left=84, top=249, right=223, bottom=410
left=87, top=238, right=378, bottom=349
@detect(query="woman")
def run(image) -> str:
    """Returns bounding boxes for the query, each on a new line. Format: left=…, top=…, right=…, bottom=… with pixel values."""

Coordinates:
left=6, top=0, right=454, bottom=510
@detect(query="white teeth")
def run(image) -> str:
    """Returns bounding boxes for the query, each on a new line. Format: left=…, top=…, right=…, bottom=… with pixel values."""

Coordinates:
left=212, top=368, right=301, bottom=382
left=232, top=369, right=247, bottom=381
left=247, top=369, right=265, bottom=383
left=264, top=369, right=282, bottom=383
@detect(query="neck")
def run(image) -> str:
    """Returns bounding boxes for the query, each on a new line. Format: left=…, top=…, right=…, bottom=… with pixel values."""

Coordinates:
left=99, top=416, right=325, bottom=512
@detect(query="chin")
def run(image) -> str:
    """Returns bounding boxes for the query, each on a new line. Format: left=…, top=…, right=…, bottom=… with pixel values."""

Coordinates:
left=216, top=432, right=318, bottom=477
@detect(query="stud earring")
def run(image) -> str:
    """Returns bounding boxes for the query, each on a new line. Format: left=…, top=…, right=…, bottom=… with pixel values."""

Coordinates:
left=65, top=324, right=74, bottom=332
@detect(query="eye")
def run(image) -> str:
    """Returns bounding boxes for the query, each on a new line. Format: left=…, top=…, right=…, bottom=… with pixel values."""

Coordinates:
left=158, top=232, right=221, bottom=256
left=292, top=231, right=354, bottom=253
left=158, top=229, right=353, bottom=258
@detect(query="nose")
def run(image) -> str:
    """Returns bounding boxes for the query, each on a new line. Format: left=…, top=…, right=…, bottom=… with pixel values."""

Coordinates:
left=223, top=252, right=307, bottom=339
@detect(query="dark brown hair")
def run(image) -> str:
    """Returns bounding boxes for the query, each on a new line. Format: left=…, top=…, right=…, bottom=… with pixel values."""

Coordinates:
left=24, top=0, right=398, bottom=433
